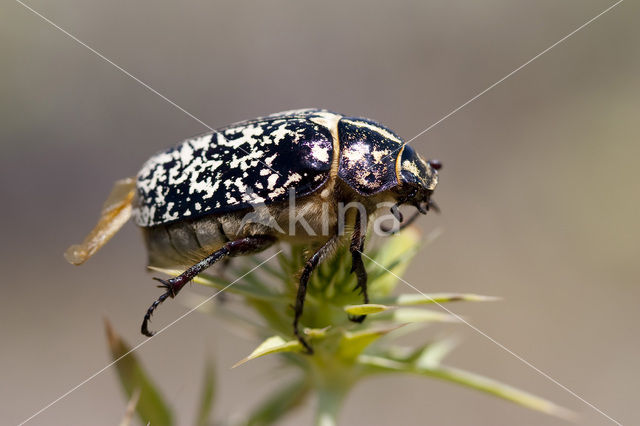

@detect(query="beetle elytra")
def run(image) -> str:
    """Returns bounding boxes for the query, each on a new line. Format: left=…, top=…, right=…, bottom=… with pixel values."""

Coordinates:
left=66, top=109, right=440, bottom=353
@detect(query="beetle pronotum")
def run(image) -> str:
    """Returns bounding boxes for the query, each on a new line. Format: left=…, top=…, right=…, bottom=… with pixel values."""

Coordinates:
left=66, top=109, right=440, bottom=352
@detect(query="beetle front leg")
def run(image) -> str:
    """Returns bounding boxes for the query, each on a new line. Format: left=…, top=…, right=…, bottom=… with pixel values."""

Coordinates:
left=349, top=210, right=369, bottom=323
left=141, top=235, right=275, bottom=337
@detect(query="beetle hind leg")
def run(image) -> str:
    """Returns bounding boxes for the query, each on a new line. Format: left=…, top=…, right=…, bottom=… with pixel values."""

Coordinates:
left=152, top=276, right=178, bottom=296
left=141, top=235, right=275, bottom=337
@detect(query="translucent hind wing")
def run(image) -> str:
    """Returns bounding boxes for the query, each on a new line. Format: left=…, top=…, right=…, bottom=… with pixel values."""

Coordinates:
left=65, top=177, right=136, bottom=265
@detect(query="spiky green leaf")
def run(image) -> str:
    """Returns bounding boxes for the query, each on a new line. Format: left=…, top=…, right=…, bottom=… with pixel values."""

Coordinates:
left=105, top=320, right=174, bottom=426
left=246, top=378, right=310, bottom=425
left=366, top=227, right=422, bottom=296
left=195, top=360, right=215, bottom=426
left=234, top=336, right=302, bottom=368
left=358, top=355, right=574, bottom=420
left=338, top=325, right=402, bottom=360
left=374, top=307, right=460, bottom=324
left=343, top=304, right=390, bottom=315
left=385, top=293, right=500, bottom=306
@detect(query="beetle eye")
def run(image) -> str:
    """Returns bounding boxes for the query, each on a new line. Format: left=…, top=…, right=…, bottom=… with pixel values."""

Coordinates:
left=428, top=159, right=442, bottom=170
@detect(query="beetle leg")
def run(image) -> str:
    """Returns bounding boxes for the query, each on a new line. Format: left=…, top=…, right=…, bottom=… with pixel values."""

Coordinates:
left=380, top=209, right=422, bottom=235
left=294, top=235, right=340, bottom=354
left=141, top=235, right=275, bottom=337
left=380, top=198, right=440, bottom=235
left=390, top=203, right=403, bottom=223
left=349, top=210, right=369, bottom=323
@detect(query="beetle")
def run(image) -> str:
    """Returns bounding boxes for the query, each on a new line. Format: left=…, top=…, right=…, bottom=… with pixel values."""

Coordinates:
left=65, top=108, right=440, bottom=353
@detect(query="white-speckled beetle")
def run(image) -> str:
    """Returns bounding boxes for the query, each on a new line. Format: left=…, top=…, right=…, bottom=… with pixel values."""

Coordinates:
left=66, top=109, right=440, bottom=353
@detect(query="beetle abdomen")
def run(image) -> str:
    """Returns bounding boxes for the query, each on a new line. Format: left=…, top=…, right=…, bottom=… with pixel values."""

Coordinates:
left=142, top=190, right=341, bottom=268
left=143, top=216, right=226, bottom=268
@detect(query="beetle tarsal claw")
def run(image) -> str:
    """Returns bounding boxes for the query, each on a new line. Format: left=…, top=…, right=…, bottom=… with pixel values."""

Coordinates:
left=152, top=277, right=176, bottom=297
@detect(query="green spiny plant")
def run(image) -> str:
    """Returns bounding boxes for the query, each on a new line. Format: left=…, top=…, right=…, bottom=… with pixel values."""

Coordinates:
left=107, top=227, right=573, bottom=425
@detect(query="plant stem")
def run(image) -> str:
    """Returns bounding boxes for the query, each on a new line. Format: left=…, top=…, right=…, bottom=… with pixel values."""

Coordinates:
left=315, top=385, right=347, bottom=426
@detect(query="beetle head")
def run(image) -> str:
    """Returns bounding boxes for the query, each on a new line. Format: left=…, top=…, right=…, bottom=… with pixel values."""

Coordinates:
left=390, top=145, right=441, bottom=222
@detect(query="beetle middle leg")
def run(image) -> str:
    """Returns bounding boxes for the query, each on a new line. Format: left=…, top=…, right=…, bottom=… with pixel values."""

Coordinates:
left=348, top=209, right=369, bottom=323
left=141, top=235, right=275, bottom=337
left=294, top=235, right=340, bottom=354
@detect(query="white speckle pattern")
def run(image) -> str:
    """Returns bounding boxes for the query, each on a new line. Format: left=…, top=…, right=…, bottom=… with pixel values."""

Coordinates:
left=133, top=110, right=435, bottom=226
left=399, top=145, right=438, bottom=191
left=266, top=174, right=279, bottom=190
left=337, top=118, right=405, bottom=195
left=133, top=109, right=340, bottom=226
left=311, top=144, right=330, bottom=163
left=341, top=119, right=403, bottom=144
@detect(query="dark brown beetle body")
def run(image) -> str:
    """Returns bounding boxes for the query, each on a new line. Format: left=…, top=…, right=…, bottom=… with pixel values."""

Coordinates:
left=66, top=109, right=440, bottom=352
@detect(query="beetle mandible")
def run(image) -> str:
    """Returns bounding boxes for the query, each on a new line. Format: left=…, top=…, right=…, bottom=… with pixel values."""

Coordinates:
left=65, top=108, right=441, bottom=353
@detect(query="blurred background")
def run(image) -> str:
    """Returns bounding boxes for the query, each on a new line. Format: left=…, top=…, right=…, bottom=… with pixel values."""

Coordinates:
left=1, top=0, right=638, bottom=424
